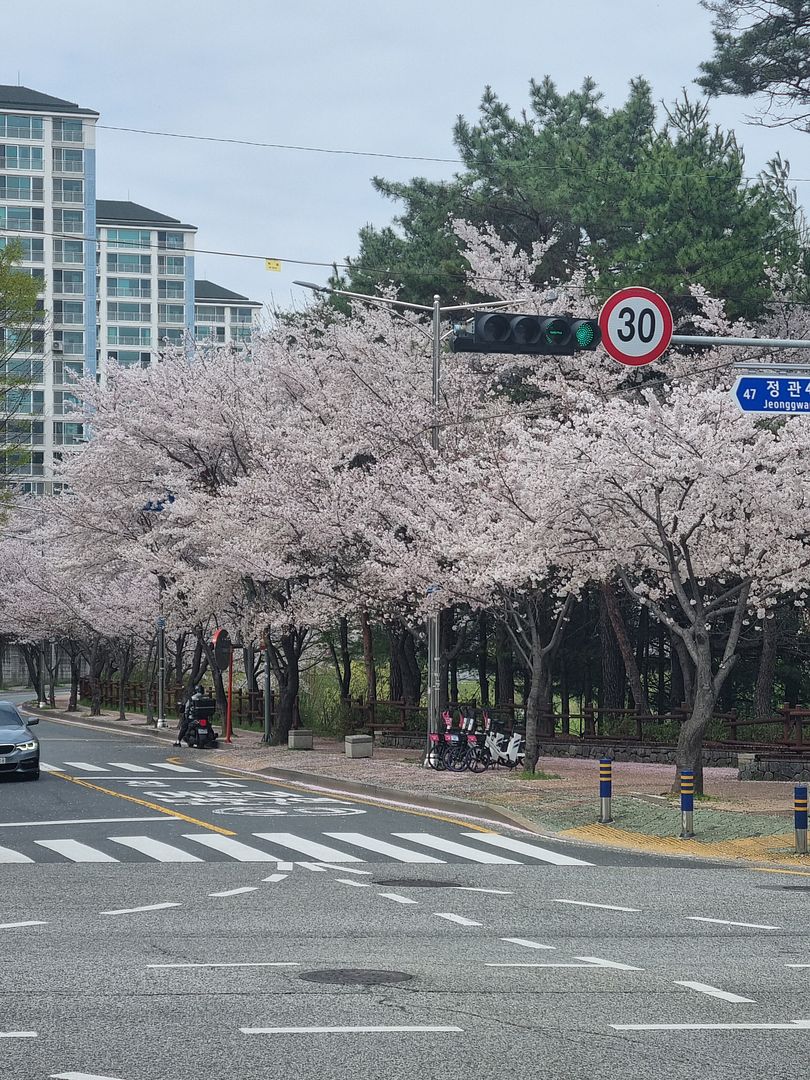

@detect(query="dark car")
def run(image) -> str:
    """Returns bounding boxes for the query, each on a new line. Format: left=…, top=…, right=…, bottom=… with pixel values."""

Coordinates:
left=0, top=702, right=40, bottom=780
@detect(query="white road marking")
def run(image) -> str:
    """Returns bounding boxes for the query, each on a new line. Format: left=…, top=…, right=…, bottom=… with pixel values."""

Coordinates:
left=502, top=937, right=555, bottom=951
left=462, top=831, right=593, bottom=866
left=108, top=762, right=153, bottom=773
left=263, top=873, right=288, bottom=883
left=297, top=862, right=329, bottom=872
left=0, top=920, right=47, bottom=929
left=0, top=845, right=34, bottom=863
left=393, top=833, right=518, bottom=864
left=338, top=878, right=370, bottom=887
left=550, top=899, right=641, bottom=912
left=612, top=1021, right=810, bottom=1031
left=184, top=834, right=282, bottom=862
left=0, top=1031, right=37, bottom=1038
left=209, top=887, right=259, bottom=898
left=310, top=863, right=371, bottom=875
left=62, top=762, right=108, bottom=772
left=486, top=962, right=597, bottom=968
left=148, top=962, right=299, bottom=969
left=241, top=1025, right=463, bottom=1034
left=0, top=816, right=177, bottom=828
left=686, top=916, right=781, bottom=930
left=276, top=861, right=295, bottom=871
left=676, top=980, right=755, bottom=1003
left=34, top=839, right=118, bottom=863
left=39, top=763, right=64, bottom=772
left=787, top=964, right=810, bottom=968
left=110, top=836, right=202, bottom=863
left=378, top=892, right=419, bottom=905
left=51, top=1073, right=127, bottom=1079
left=434, top=912, right=481, bottom=927
left=454, top=887, right=513, bottom=895
left=252, top=833, right=365, bottom=863
left=101, top=902, right=181, bottom=916
left=149, top=762, right=199, bottom=773
left=575, top=956, right=643, bottom=971
left=324, top=832, right=444, bottom=863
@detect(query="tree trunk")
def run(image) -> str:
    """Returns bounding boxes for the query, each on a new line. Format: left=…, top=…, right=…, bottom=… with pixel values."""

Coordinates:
left=524, top=650, right=550, bottom=773
left=559, top=653, right=570, bottom=735
left=399, top=629, right=421, bottom=707
left=327, top=617, right=352, bottom=704
left=477, top=612, right=490, bottom=707
left=670, top=629, right=685, bottom=709
left=388, top=628, right=403, bottom=702
left=494, top=620, right=514, bottom=707
left=754, top=615, right=779, bottom=723
left=243, top=643, right=258, bottom=693
left=600, top=582, right=651, bottom=715
left=68, top=652, right=81, bottom=711
left=361, top=611, right=377, bottom=705
left=268, top=630, right=304, bottom=745
left=675, top=659, right=714, bottom=796
left=449, top=656, right=459, bottom=705
left=656, top=624, right=667, bottom=715
left=599, top=588, right=625, bottom=714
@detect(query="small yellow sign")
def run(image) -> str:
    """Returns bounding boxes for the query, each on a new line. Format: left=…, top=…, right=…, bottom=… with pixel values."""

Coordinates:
left=265, top=258, right=282, bottom=272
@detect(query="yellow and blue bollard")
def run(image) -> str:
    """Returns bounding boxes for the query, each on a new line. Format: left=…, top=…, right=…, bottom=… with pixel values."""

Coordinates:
left=795, top=785, right=808, bottom=855
left=679, top=769, right=695, bottom=838
left=599, top=758, right=613, bottom=824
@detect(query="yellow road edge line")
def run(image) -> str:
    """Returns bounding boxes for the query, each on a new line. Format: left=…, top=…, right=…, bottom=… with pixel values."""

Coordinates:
left=53, top=771, right=237, bottom=836
left=751, top=867, right=810, bottom=877
left=205, top=762, right=495, bottom=833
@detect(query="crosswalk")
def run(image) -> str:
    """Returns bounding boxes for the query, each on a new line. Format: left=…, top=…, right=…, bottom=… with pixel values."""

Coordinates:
left=41, top=761, right=200, bottom=774
left=0, top=827, right=592, bottom=867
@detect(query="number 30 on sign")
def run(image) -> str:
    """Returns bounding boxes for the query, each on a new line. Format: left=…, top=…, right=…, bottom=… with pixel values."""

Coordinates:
left=598, top=287, right=674, bottom=367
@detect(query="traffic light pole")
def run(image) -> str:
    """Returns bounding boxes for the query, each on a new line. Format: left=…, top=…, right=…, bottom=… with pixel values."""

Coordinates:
left=427, top=296, right=442, bottom=748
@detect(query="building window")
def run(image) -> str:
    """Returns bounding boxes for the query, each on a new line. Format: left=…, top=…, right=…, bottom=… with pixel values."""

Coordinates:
left=230, top=326, right=252, bottom=343
left=0, top=206, right=44, bottom=232
left=231, top=307, right=254, bottom=324
left=53, top=118, right=83, bottom=143
left=107, top=253, right=151, bottom=275
left=158, top=255, right=185, bottom=276
left=0, top=115, right=43, bottom=140
left=107, top=277, right=150, bottom=298
left=53, top=330, right=84, bottom=355
left=53, top=422, right=84, bottom=446
left=52, top=148, right=84, bottom=173
left=54, top=239, right=84, bottom=264
left=108, top=326, right=151, bottom=347
left=54, top=301, right=84, bottom=326
left=158, top=231, right=184, bottom=250
left=107, top=350, right=151, bottom=369
left=0, top=175, right=44, bottom=201
left=107, top=302, right=151, bottom=322
left=195, top=305, right=225, bottom=323
left=3, top=389, right=45, bottom=415
left=104, top=228, right=151, bottom=250
left=159, top=327, right=184, bottom=345
left=196, top=325, right=226, bottom=343
left=53, top=178, right=83, bottom=204
left=158, top=279, right=184, bottom=299
left=0, top=144, right=44, bottom=170
left=54, top=270, right=84, bottom=296
left=158, top=303, right=185, bottom=325
left=53, top=360, right=84, bottom=383
left=54, top=209, right=84, bottom=235
left=0, top=236, right=44, bottom=262
left=53, top=391, right=82, bottom=416
left=0, top=357, right=44, bottom=383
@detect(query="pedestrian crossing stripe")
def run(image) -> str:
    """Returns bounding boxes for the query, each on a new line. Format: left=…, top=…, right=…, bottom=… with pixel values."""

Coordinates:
left=0, top=829, right=594, bottom=867
left=44, top=762, right=202, bottom=775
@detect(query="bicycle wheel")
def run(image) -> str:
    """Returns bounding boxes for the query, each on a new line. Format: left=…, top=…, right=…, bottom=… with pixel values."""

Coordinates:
left=446, top=745, right=471, bottom=772
left=427, top=743, right=446, bottom=770
left=469, top=747, right=489, bottom=773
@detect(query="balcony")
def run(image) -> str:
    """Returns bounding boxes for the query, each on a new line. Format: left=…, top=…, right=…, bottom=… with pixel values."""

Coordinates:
left=107, top=286, right=151, bottom=298
left=55, top=283, right=85, bottom=295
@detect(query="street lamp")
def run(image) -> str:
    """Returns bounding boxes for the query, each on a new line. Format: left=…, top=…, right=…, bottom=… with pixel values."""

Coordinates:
left=294, top=280, right=527, bottom=747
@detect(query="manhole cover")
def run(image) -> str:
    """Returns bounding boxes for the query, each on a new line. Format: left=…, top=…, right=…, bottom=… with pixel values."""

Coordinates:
left=299, top=969, right=412, bottom=986
left=373, top=879, right=461, bottom=888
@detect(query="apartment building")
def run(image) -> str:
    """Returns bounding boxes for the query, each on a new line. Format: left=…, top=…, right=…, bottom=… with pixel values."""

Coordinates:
left=194, top=279, right=262, bottom=346
left=0, top=85, right=261, bottom=494
left=0, top=86, right=98, bottom=493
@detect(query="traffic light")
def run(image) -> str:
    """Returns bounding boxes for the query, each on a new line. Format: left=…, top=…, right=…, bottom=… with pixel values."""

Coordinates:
left=450, top=312, right=601, bottom=356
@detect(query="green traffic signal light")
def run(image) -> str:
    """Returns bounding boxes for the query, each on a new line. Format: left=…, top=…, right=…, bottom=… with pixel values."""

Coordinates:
left=575, top=322, right=595, bottom=347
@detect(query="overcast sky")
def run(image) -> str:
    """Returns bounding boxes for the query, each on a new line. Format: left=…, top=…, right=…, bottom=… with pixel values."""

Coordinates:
left=10, top=0, right=809, bottom=312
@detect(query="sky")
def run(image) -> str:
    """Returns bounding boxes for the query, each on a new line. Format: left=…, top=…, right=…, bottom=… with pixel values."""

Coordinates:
left=8, top=0, right=809, bottom=314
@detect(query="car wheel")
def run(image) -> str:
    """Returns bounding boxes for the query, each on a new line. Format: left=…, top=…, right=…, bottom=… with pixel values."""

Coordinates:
left=26, top=770, right=40, bottom=780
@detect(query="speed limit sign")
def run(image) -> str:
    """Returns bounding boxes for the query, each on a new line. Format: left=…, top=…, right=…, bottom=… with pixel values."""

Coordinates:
left=598, top=287, right=673, bottom=367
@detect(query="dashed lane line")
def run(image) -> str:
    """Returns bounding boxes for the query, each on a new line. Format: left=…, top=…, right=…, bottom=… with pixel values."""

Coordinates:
left=262, top=873, right=288, bottom=883
left=612, top=1021, right=810, bottom=1031
left=675, top=980, right=755, bottom=1003
left=0, top=1032, right=37, bottom=1038
left=434, top=912, right=481, bottom=927
left=241, top=1025, right=464, bottom=1035
left=0, top=921, right=47, bottom=929
left=501, top=937, right=556, bottom=951
left=686, top=917, right=781, bottom=930
left=338, top=878, right=371, bottom=888
left=209, top=887, right=259, bottom=898
left=550, top=899, right=641, bottom=912
left=378, top=892, right=419, bottom=905
left=575, top=956, right=643, bottom=971
left=100, top=902, right=181, bottom=916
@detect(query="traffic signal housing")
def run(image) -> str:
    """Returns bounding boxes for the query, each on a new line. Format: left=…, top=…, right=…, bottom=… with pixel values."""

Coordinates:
left=451, top=312, right=601, bottom=356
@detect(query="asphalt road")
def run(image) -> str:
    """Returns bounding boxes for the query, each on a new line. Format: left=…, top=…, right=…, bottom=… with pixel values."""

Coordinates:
left=1, top=708, right=808, bottom=1080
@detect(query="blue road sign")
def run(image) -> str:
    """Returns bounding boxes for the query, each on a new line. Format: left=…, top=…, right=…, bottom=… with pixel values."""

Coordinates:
left=733, top=375, right=810, bottom=414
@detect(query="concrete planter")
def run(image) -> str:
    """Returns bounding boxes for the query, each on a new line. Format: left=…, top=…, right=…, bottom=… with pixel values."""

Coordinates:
left=345, top=734, right=373, bottom=759
left=288, top=728, right=314, bottom=750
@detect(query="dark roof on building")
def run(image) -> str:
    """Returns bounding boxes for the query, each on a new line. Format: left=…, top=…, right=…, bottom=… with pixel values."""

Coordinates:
left=96, top=200, right=196, bottom=230
left=0, top=85, right=98, bottom=116
left=195, top=279, right=261, bottom=305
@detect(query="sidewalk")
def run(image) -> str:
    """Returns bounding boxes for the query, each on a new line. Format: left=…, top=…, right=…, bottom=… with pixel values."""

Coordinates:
left=27, top=698, right=809, bottom=868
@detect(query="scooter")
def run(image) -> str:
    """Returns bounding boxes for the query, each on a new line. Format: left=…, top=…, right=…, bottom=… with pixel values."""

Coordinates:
left=184, top=713, right=219, bottom=749
left=482, top=714, right=525, bottom=768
